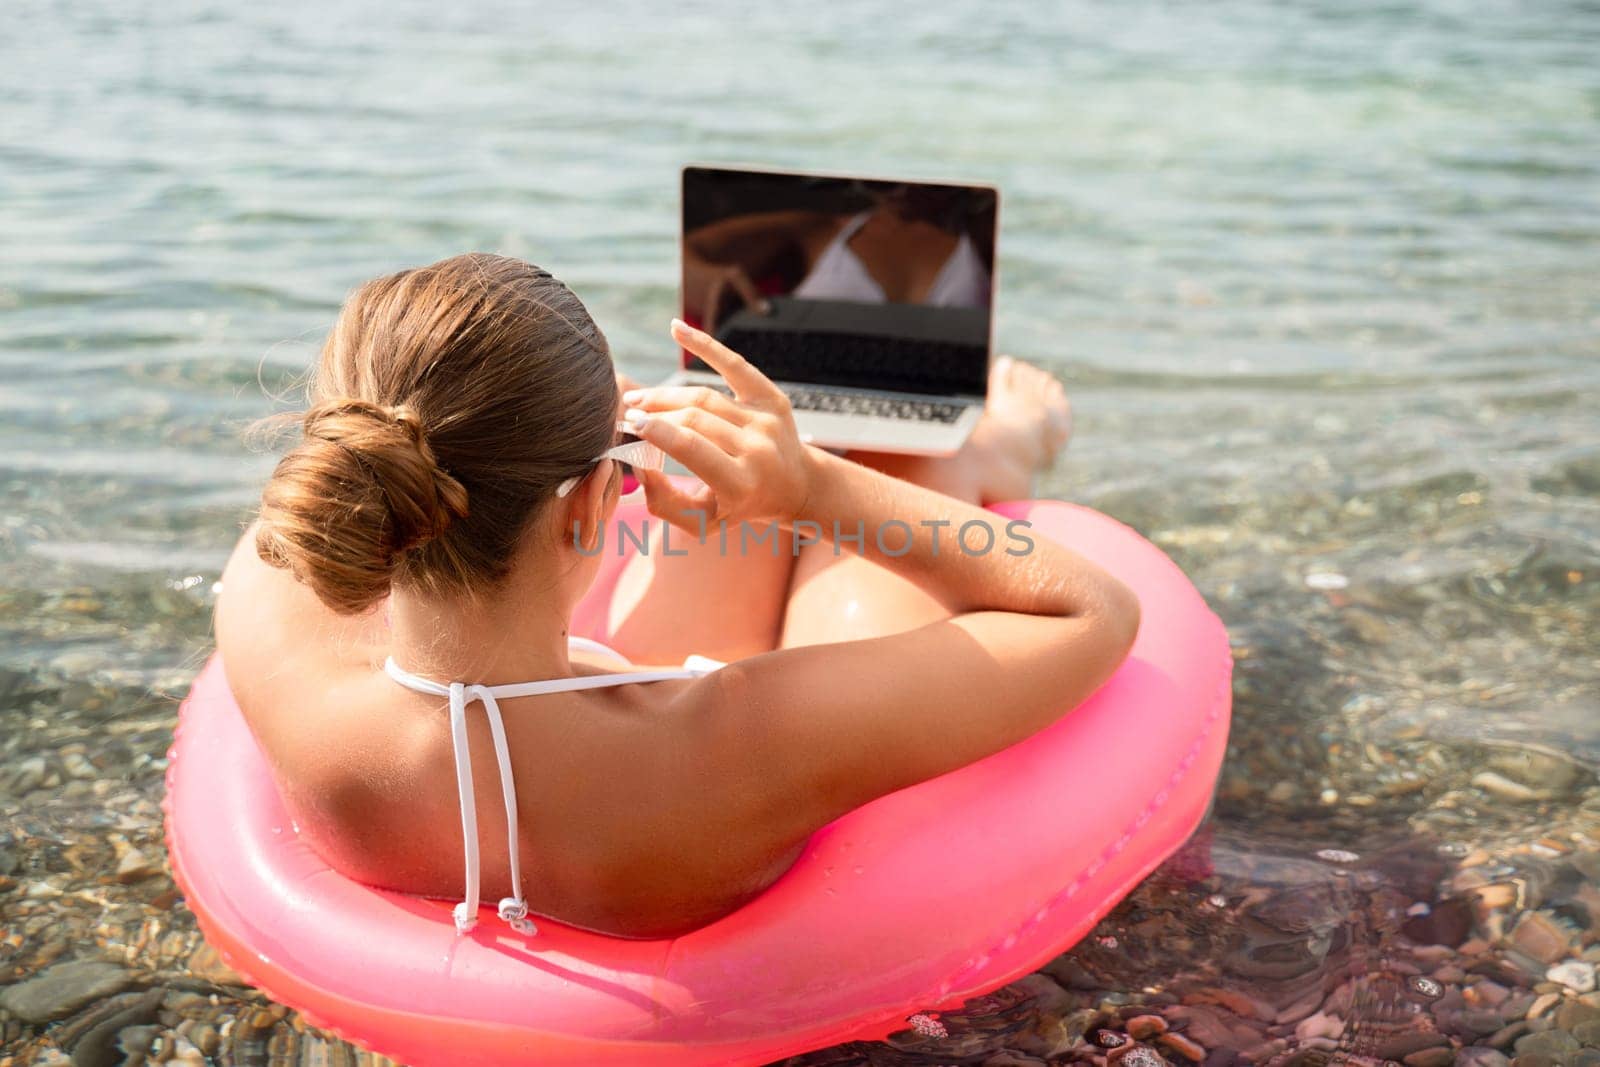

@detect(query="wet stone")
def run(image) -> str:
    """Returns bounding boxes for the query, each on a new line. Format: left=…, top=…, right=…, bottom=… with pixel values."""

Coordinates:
left=10, top=756, right=47, bottom=794
left=1116, top=1046, right=1167, bottom=1067
left=1557, top=1000, right=1600, bottom=1031
left=57, top=987, right=166, bottom=1067
left=1128, top=1015, right=1169, bottom=1040
left=1457, top=1050, right=1513, bottom=1067
left=1379, top=1032, right=1454, bottom=1060
left=0, top=959, right=133, bottom=1023
left=187, top=943, right=245, bottom=986
left=1406, top=1047, right=1458, bottom=1067
left=115, top=847, right=157, bottom=883
left=1472, top=981, right=1514, bottom=1009
left=118, top=1024, right=160, bottom=1059
left=1408, top=897, right=1478, bottom=947
left=1548, top=961, right=1598, bottom=995
left=1474, top=772, right=1543, bottom=803
left=1161, top=1032, right=1207, bottom=1062
left=1458, top=1010, right=1512, bottom=1038
left=1527, top=993, right=1563, bottom=1020
left=1512, top=913, right=1578, bottom=966
left=1515, top=1030, right=1582, bottom=1059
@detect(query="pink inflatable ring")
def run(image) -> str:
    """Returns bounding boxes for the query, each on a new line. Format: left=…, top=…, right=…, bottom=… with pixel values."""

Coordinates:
left=165, top=498, right=1231, bottom=1066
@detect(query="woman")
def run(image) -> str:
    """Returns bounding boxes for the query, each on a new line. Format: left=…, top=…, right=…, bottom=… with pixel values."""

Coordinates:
left=216, top=253, right=1138, bottom=939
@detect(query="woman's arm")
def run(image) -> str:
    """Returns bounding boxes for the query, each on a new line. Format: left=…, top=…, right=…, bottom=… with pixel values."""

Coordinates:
left=682, top=210, right=837, bottom=332
left=626, top=321, right=1140, bottom=838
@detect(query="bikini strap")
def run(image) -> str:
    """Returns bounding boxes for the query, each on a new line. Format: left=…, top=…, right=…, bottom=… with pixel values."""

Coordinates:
left=382, top=652, right=721, bottom=936
left=834, top=210, right=873, bottom=245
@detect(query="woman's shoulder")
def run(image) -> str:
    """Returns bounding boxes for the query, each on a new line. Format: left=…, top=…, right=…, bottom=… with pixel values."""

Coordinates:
left=217, top=523, right=389, bottom=691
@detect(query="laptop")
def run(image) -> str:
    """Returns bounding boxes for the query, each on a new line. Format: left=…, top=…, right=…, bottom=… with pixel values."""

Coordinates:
left=663, top=165, right=999, bottom=455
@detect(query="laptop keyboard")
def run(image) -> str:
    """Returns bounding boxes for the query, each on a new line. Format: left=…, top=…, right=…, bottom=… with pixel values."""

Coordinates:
left=704, top=381, right=968, bottom=423
left=717, top=328, right=985, bottom=395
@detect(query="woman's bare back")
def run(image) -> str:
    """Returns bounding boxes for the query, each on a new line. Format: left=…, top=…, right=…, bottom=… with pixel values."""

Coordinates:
left=217, top=532, right=810, bottom=938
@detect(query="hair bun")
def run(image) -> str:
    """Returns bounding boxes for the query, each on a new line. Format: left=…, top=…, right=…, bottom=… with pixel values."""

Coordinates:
left=256, top=398, right=469, bottom=614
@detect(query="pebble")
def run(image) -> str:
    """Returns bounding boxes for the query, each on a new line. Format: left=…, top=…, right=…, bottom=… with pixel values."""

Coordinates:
left=1512, top=913, right=1577, bottom=966
left=1548, top=961, right=1598, bottom=994
left=1114, top=1046, right=1167, bottom=1067
left=1379, top=1032, right=1453, bottom=1060
left=61, top=751, right=97, bottom=780
left=1127, top=1015, right=1168, bottom=1040
left=1457, top=1050, right=1512, bottom=1067
left=118, top=1024, right=160, bottom=1059
left=190, top=1023, right=221, bottom=1057
left=1458, top=1010, right=1511, bottom=1038
left=187, top=943, right=246, bottom=987
left=1296, top=1011, right=1345, bottom=1043
left=1160, top=1033, right=1207, bottom=1062
left=11, top=755, right=47, bottom=794
left=1487, top=750, right=1582, bottom=795
left=1559, top=1000, right=1600, bottom=1031
left=1489, top=1020, right=1531, bottom=1049
left=1474, top=772, right=1541, bottom=803
left=1515, top=1030, right=1582, bottom=1058
left=1316, top=849, right=1360, bottom=864
left=0, top=960, right=134, bottom=1023
left=115, top=848, right=157, bottom=884
left=56, top=987, right=165, bottom=1067
left=1527, top=993, right=1563, bottom=1020
left=1406, top=1047, right=1458, bottom=1067
left=1470, top=980, right=1513, bottom=1009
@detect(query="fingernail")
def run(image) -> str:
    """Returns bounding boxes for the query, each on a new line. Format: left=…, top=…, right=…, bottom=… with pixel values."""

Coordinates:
left=670, top=318, right=694, bottom=335
left=621, top=389, right=643, bottom=404
left=623, top=407, right=649, bottom=430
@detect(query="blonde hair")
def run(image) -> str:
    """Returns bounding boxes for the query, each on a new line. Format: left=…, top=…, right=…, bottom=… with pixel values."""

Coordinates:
left=255, top=253, right=617, bottom=613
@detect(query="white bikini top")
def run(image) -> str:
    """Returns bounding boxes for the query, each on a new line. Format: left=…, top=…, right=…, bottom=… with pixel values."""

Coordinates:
left=792, top=210, right=992, bottom=308
left=383, top=635, right=725, bottom=936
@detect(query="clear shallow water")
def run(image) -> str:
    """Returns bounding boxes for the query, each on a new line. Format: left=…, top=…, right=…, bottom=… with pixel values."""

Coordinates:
left=2, top=1, right=1598, bottom=1064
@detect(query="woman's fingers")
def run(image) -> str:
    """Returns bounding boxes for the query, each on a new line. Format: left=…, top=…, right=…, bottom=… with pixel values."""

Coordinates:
left=622, top=385, right=751, bottom=425
left=636, top=468, right=719, bottom=532
left=669, top=319, right=786, bottom=407
left=627, top=408, right=743, bottom=487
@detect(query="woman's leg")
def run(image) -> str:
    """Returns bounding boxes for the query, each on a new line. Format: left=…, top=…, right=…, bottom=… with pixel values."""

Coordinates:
left=602, top=513, right=798, bottom=664
left=780, top=357, right=1072, bottom=648
left=598, top=370, right=799, bottom=665
left=602, top=357, right=1072, bottom=662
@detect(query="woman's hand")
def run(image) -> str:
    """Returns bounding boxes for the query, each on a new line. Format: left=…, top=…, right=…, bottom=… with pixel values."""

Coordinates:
left=682, top=251, right=770, bottom=336
left=702, top=263, right=769, bottom=336
left=622, top=320, right=813, bottom=532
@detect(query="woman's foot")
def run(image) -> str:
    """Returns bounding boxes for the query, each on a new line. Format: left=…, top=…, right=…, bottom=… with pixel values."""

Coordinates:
left=965, top=355, right=1073, bottom=504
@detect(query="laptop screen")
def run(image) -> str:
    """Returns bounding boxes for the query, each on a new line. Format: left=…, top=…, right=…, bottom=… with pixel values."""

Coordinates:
left=681, top=166, right=997, bottom=398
